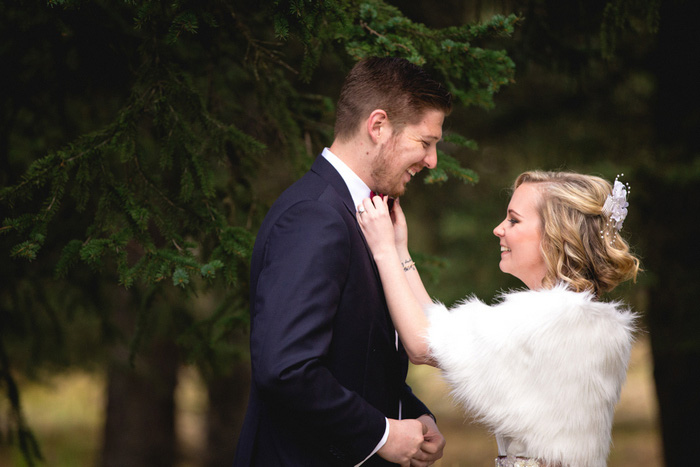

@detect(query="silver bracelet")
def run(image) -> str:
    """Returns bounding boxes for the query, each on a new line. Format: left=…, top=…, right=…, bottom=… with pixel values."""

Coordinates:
left=401, top=258, right=416, bottom=272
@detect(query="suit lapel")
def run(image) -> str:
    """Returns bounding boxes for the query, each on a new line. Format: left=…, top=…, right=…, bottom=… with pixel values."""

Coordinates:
left=310, top=156, right=399, bottom=357
left=310, top=155, right=356, bottom=215
left=310, top=155, right=385, bottom=296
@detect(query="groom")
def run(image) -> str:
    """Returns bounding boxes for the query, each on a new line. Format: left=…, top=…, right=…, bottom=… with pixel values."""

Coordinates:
left=234, top=57, right=452, bottom=466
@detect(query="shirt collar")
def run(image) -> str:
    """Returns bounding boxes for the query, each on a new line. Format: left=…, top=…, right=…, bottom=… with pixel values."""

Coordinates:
left=321, top=147, right=370, bottom=211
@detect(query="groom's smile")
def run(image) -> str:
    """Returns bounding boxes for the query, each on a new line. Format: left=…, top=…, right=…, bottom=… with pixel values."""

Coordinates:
left=370, top=109, right=444, bottom=197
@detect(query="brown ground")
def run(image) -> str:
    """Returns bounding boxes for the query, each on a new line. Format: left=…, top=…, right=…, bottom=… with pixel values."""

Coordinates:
left=0, top=337, right=661, bottom=466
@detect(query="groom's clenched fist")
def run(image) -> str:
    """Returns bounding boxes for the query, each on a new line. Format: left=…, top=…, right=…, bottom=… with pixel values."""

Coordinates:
left=411, top=414, right=445, bottom=466
left=378, top=418, right=426, bottom=466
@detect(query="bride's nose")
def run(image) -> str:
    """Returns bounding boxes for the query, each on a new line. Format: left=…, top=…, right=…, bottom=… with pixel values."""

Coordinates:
left=493, top=221, right=505, bottom=237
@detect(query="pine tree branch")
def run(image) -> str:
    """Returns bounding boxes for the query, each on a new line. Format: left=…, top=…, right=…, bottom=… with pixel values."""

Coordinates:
left=43, top=194, right=59, bottom=218
left=227, top=7, right=299, bottom=78
left=359, top=20, right=412, bottom=53
left=133, top=152, right=184, bottom=214
left=0, top=136, right=112, bottom=202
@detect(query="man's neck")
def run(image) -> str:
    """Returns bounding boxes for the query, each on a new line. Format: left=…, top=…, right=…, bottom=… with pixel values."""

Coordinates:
left=322, top=148, right=371, bottom=210
left=328, top=139, right=373, bottom=188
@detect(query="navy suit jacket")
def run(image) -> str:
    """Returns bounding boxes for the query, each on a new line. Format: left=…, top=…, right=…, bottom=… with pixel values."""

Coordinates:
left=234, top=155, right=432, bottom=466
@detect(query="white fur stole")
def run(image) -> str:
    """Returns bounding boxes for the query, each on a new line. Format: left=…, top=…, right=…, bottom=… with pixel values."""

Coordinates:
left=425, top=284, right=636, bottom=467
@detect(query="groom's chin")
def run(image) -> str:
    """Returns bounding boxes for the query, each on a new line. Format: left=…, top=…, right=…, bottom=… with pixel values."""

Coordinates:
left=391, top=184, right=407, bottom=198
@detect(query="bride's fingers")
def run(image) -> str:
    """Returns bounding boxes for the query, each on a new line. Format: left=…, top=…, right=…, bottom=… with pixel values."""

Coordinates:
left=362, top=197, right=386, bottom=214
left=370, top=193, right=393, bottom=212
left=357, top=199, right=377, bottom=223
left=390, top=197, right=400, bottom=217
left=357, top=198, right=368, bottom=211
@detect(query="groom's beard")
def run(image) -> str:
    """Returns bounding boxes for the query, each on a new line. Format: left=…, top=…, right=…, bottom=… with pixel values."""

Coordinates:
left=371, top=135, right=407, bottom=198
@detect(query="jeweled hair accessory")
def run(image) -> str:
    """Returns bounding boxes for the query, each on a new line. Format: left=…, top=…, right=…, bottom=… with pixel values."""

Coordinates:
left=600, top=174, right=630, bottom=245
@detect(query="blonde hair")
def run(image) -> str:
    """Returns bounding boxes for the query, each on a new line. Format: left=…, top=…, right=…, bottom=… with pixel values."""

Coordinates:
left=514, top=171, right=640, bottom=296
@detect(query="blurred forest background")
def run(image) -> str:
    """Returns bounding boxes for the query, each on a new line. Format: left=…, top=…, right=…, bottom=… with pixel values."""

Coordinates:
left=1, top=0, right=697, bottom=466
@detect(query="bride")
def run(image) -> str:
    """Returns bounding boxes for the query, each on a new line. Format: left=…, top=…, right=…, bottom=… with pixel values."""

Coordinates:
left=357, top=171, right=641, bottom=467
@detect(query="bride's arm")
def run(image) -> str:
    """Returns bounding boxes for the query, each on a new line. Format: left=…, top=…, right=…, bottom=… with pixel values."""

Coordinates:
left=390, top=199, right=433, bottom=307
left=358, top=196, right=436, bottom=366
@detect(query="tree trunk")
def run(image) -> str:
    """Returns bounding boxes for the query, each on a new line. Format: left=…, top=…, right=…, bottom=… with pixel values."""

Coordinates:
left=204, top=360, right=251, bottom=467
left=641, top=176, right=700, bottom=466
left=645, top=1, right=700, bottom=465
left=100, top=286, right=180, bottom=467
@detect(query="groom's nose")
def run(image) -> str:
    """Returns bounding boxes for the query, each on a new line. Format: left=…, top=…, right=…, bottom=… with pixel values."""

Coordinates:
left=423, top=147, right=437, bottom=169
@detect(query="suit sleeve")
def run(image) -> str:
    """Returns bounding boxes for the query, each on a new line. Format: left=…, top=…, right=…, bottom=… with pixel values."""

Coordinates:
left=397, top=340, right=432, bottom=420
left=250, top=200, right=386, bottom=463
left=400, top=383, right=433, bottom=421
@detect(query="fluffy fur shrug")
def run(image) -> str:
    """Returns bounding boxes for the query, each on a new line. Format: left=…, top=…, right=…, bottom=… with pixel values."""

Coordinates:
left=425, top=284, right=636, bottom=467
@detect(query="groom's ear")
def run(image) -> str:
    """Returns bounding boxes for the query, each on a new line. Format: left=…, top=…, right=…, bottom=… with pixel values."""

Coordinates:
left=367, top=109, right=389, bottom=144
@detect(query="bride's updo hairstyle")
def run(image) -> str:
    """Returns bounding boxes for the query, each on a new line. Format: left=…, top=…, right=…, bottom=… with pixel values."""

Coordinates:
left=513, top=171, right=640, bottom=296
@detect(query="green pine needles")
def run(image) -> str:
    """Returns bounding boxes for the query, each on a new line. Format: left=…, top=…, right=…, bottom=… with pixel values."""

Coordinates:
left=2, top=0, right=518, bottom=291
left=1, top=1, right=519, bottom=464
left=2, top=64, right=262, bottom=290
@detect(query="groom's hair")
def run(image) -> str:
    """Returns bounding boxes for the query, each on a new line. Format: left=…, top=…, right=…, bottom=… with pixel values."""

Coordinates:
left=334, top=57, right=452, bottom=141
